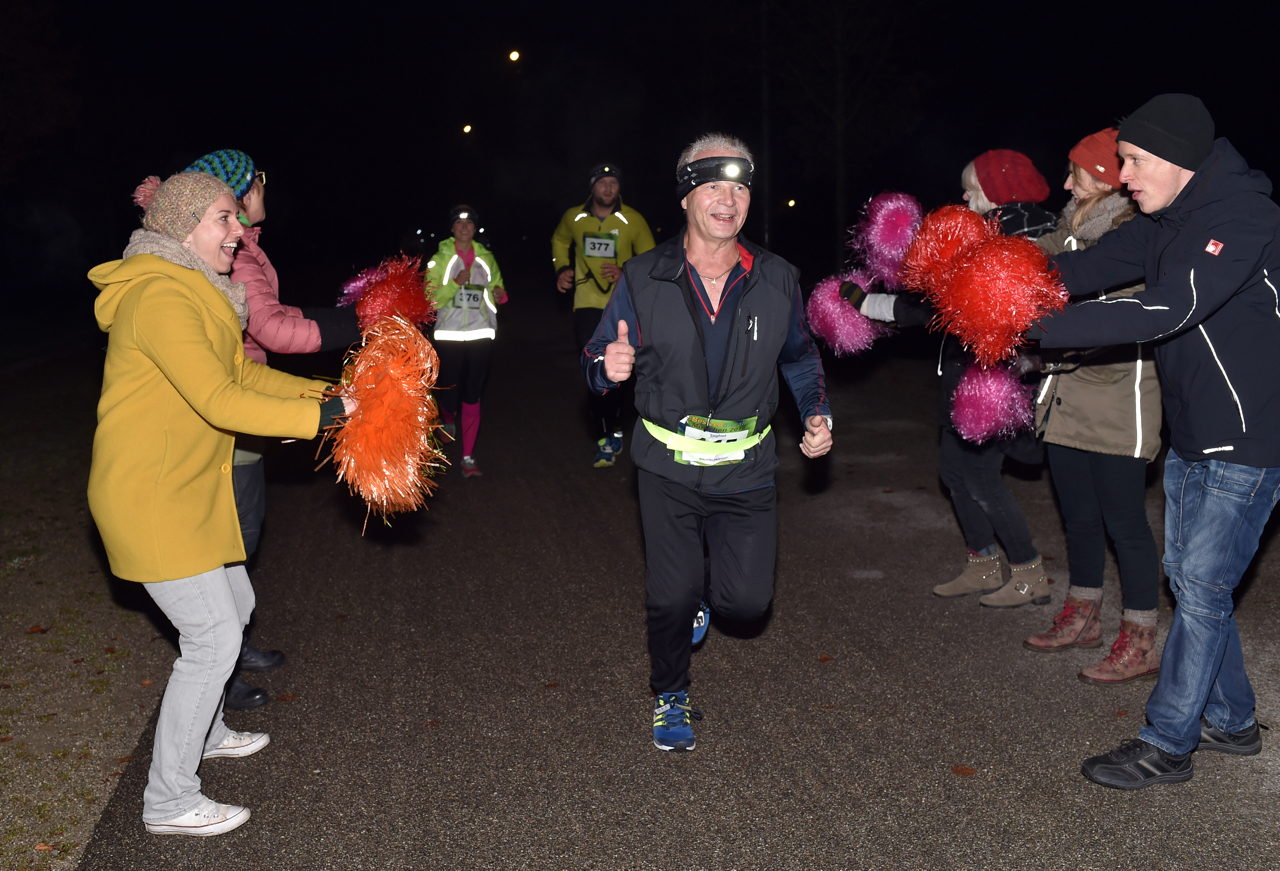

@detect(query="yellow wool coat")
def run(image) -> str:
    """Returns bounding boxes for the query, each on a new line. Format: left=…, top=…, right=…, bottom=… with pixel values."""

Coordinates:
left=88, top=254, right=331, bottom=583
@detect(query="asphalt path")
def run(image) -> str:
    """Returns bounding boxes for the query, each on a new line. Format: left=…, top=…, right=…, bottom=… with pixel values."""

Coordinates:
left=76, top=287, right=1280, bottom=870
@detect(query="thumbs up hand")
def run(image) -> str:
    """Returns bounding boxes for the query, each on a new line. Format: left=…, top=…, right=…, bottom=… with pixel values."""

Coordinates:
left=604, top=320, right=636, bottom=383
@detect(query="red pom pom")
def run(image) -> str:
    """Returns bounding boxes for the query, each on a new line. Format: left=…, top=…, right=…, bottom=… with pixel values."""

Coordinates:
left=929, top=235, right=1068, bottom=366
left=132, top=176, right=161, bottom=211
left=899, top=205, right=998, bottom=294
left=352, top=255, right=435, bottom=331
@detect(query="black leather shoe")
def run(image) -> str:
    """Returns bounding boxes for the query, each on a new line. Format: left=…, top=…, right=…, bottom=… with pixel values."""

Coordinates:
left=224, top=675, right=270, bottom=710
left=239, top=643, right=286, bottom=673
left=1198, top=716, right=1262, bottom=756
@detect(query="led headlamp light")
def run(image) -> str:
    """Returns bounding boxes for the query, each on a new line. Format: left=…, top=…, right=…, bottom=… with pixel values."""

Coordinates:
left=449, top=207, right=477, bottom=226
left=675, top=156, right=755, bottom=199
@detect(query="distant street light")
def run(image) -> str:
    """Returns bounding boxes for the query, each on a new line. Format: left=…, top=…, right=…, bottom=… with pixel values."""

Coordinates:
left=463, top=125, right=472, bottom=133
left=509, top=50, right=520, bottom=61
left=787, top=199, right=796, bottom=207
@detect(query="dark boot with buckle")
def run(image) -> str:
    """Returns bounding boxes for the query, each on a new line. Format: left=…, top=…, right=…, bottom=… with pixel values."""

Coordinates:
left=980, top=556, right=1050, bottom=608
left=1023, top=591, right=1103, bottom=652
left=1079, top=619, right=1160, bottom=685
left=933, top=551, right=1003, bottom=597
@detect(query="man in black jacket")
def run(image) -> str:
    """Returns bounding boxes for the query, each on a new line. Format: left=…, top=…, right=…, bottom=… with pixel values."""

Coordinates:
left=1027, top=94, right=1280, bottom=789
left=582, top=133, right=832, bottom=752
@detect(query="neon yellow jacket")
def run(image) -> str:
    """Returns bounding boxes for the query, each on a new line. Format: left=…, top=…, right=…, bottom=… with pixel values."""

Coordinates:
left=551, top=198, right=654, bottom=310
left=425, top=237, right=504, bottom=341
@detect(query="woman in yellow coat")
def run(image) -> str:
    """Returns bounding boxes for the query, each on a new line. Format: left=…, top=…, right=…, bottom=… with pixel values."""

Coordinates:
left=88, top=172, right=351, bottom=836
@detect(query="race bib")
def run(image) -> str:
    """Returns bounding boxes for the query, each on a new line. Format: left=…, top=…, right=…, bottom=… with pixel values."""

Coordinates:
left=674, top=415, right=757, bottom=466
left=455, top=286, right=484, bottom=309
left=582, top=233, right=617, bottom=258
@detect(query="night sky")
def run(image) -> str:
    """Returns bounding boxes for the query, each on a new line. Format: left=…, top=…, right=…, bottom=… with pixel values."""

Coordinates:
left=3, top=0, right=1276, bottom=359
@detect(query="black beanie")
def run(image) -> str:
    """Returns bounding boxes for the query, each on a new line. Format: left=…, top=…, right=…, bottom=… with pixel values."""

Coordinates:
left=1118, top=94, right=1215, bottom=171
left=589, top=163, right=621, bottom=188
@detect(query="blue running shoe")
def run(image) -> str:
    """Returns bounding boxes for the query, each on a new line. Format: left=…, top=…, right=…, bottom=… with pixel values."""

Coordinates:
left=653, top=691, right=702, bottom=752
left=692, top=602, right=709, bottom=646
left=593, top=437, right=617, bottom=468
left=608, top=432, right=624, bottom=456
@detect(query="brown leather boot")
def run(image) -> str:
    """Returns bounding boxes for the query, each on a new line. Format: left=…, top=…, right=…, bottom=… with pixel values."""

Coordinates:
left=979, top=556, right=1050, bottom=608
left=1023, top=594, right=1103, bottom=652
left=933, top=551, right=1002, bottom=597
left=1078, top=620, right=1160, bottom=685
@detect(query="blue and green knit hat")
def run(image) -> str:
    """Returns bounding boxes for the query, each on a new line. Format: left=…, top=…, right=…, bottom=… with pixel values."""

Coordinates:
left=185, top=149, right=257, bottom=199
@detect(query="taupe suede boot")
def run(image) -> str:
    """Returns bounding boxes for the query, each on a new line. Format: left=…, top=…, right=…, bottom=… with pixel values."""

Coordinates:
left=1023, top=594, right=1103, bottom=652
left=979, top=556, right=1050, bottom=608
left=933, top=551, right=1003, bottom=597
left=1079, top=620, right=1160, bottom=684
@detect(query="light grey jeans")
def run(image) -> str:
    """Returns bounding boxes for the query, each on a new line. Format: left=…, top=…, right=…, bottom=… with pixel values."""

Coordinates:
left=141, top=564, right=254, bottom=823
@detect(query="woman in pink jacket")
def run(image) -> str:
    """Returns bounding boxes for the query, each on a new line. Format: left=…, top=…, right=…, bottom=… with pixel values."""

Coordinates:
left=185, top=150, right=360, bottom=709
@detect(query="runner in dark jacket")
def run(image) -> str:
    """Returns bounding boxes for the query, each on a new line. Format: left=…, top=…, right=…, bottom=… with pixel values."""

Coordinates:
left=1026, top=94, right=1280, bottom=790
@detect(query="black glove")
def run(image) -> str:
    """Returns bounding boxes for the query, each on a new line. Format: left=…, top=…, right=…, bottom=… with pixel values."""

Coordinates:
left=302, top=306, right=363, bottom=351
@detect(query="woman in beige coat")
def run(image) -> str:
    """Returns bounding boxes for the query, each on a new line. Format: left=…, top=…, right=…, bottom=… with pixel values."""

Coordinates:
left=1022, top=129, right=1163, bottom=684
left=88, top=172, right=350, bottom=836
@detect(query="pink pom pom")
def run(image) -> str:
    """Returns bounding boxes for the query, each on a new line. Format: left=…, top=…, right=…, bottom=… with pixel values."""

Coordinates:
left=806, top=270, right=892, bottom=356
left=853, top=192, right=923, bottom=290
left=132, top=176, right=161, bottom=211
left=950, top=363, right=1033, bottom=444
left=929, top=235, right=1068, bottom=367
left=338, top=263, right=385, bottom=308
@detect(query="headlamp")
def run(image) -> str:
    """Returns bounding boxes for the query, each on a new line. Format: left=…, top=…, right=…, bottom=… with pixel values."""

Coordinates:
left=676, top=156, right=755, bottom=199
left=449, top=208, right=477, bottom=226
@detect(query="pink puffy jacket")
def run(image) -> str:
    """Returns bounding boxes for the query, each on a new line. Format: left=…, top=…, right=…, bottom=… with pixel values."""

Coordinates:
left=231, top=227, right=321, bottom=364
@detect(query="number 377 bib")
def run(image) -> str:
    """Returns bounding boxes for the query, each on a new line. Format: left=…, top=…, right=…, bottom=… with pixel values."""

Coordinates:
left=582, top=233, right=617, bottom=259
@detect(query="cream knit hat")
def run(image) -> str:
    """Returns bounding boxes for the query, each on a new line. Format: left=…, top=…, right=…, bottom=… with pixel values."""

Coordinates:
left=138, top=172, right=235, bottom=241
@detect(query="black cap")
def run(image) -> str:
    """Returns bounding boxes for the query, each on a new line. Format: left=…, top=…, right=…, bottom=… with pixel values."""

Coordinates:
left=589, top=163, right=621, bottom=188
left=449, top=205, right=478, bottom=226
left=1118, top=94, right=1215, bottom=171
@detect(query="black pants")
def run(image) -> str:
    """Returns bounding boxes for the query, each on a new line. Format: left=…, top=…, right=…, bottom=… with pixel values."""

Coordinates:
left=574, top=307, right=626, bottom=437
left=435, top=338, right=493, bottom=416
left=937, top=428, right=1038, bottom=564
left=233, top=457, right=266, bottom=559
left=638, top=469, right=778, bottom=693
left=1046, top=443, right=1159, bottom=610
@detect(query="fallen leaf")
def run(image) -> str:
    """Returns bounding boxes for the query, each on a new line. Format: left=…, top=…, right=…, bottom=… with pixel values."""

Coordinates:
left=544, top=682, right=560, bottom=688
left=95, top=670, right=105, bottom=675
left=72, top=659, right=83, bottom=664
left=334, top=614, right=348, bottom=620
left=140, top=680, right=154, bottom=687
left=1043, top=556, right=1055, bottom=561
left=276, top=693, right=297, bottom=702
left=951, top=765, right=977, bottom=777
left=0, top=736, right=13, bottom=743
left=882, top=488, right=895, bottom=493
left=0, top=684, right=9, bottom=689
left=104, top=647, right=116, bottom=654
left=818, top=655, right=833, bottom=663
left=117, top=755, right=133, bottom=765
left=822, top=705, right=835, bottom=710
left=35, top=843, right=53, bottom=851
left=422, top=720, right=440, bottom=727
left=109, top=771, right=122, bottom=777
left=1116, top=710, right=1129, bottom=718
left=1047, top=578, right=1056, bottom=585
left=26, top=626, right=48, bottom=635
left=150, top=635, right=164, bottom=642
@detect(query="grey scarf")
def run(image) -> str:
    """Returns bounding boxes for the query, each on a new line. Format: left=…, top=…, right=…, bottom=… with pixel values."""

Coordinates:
left=1061, top=193, right=1134, bottom=244
left=123, top=229, right=249, bottom=329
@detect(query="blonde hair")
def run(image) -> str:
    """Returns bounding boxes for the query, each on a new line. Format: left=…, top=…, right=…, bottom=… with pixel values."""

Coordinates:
left=1067, top=162, right=1135, bottom=235
left=961, top=161, right=996, bottom=215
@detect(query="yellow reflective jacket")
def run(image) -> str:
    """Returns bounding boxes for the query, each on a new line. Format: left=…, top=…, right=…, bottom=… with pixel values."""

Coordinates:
left=551, top=198, right=654, bottom=310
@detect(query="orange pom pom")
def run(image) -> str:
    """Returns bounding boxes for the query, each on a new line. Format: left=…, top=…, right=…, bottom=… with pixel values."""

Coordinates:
left=321, top=315, right=445, bottom=529
left=354, top=255, right=436, bottom=331
left=929, top=235, right=1068, bottom=367
left=900, top=205, right=998, bottom=294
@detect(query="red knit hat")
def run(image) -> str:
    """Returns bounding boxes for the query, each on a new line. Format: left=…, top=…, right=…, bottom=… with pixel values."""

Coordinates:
left=1068, top=127, right=1122, bottom=189
left=972, top=150, right=1050, bottom=205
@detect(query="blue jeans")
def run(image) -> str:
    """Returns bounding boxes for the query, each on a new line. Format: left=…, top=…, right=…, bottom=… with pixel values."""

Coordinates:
left=1139, top=450, right=1280, bottom=755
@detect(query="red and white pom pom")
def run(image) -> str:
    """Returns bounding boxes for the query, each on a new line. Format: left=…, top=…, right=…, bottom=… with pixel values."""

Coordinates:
left=951, top=363, right=1033, bottom=444
left=930, top=235, right=1068, bottom=367
left=322, top=315, right=445, bottom=530
left=852, top=192, right=924, bottom=290
left=132, top=176, right=161, bottom=211
left=343, top=255, right=435, bottom=331
left=806, top=270, right=892, bottom=356
left=899, top=205, right=998, bottom=294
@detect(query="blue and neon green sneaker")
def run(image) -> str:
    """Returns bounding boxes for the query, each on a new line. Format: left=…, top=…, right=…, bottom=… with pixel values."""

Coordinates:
left=692, top=602, right=709, bottom=646
left=593, top=437, right=617, bottom=468
left=653, top=690, right=702, bottom=752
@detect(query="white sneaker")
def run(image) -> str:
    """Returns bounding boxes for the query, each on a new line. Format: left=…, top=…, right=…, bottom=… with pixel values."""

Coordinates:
left=202, top=729, right=270, bottom=760
left=145, top=798, right=250, bottom=836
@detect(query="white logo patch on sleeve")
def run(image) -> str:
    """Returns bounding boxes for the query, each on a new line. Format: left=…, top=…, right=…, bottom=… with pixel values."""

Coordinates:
left=1205, top=239, right=1224, bottom=256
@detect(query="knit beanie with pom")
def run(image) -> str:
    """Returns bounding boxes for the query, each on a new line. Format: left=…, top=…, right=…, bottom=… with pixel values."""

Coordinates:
left=186, top=149, right=258, bottom=199
left=973, top=150, right=1051, bottom=206
left=136, top=172, right=236, bottom=241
